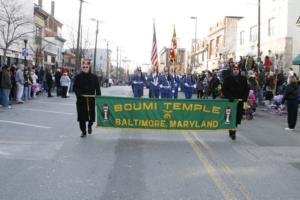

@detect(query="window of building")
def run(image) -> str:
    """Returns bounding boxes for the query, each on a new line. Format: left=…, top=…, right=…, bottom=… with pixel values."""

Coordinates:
left=268, top=17, right=275, bottom=37
left=51, top=56, right=55, bottom=63
left=240, top=31, right=245, bottom=45
left=36, top=26, right=42, bottom=37
left=250, top=25, right=257, bottom=42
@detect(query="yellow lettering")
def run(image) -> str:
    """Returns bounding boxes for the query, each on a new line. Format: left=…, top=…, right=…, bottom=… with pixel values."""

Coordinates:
left=189, top=121, right=196, bottom=127
left=194, top=104, right=203, bottom=111
left=141, top=120, right=148, bottom=126
left=183, top=121, right=189, bottom=128
left=212, top=106, right=220, bottom=114
left=115, top=118, right=121, bottom=126
left=213, top=121, right=218, bottom=128
left=143, top=103, right=153, bottom=110
left=182, top=103, right=193, bottom=111
left=133, top=103, right=141, bottom=111
left=164, top=102, right=172, bottom=110
left=203, top=105, right=211, bottom=113
left=170, top=120, right=177, bottom=128
left=173, top=103, right=181, bottom=110
left=201, top=121, right=206, bottom=127
left=122, top=119, right=127, bottom=126
left=114, top=104, right=122, bottom=112
left=160, top=120, right=166, bottom=127
left=177, top=121, right=183, bottom=128
left=124, top=104, right=132, bottom=111
left=207, top=120, right=213, bottom=127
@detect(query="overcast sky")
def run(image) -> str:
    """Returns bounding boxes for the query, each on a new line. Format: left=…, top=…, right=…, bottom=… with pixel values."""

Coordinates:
left=36, top=0, right=255, bottom=66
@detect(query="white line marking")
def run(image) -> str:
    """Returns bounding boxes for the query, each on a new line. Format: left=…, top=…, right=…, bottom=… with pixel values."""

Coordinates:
left=19, top=108, right=75, bottom=115
left=34, top=101, right=75, bottom=106
left=0, top=120, right=51, bottom=129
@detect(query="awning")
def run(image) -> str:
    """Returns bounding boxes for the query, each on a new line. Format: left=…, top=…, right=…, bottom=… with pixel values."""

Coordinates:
left=292, top=54, right=300, bottom=65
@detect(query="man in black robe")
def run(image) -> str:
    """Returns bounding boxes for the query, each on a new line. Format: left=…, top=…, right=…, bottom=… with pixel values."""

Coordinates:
left=222, top=64, right=249, bottom=140
left=73, top=60, right=101, bottom=137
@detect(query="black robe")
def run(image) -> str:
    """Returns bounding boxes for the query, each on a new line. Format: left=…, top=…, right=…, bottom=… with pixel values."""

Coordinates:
left=222, top=74, right=249, bottom=125
left=73, top=72, right=101, bottom=122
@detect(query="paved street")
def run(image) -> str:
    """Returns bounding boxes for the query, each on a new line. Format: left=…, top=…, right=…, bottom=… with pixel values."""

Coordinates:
left=1, top=86, right=300, bottom=200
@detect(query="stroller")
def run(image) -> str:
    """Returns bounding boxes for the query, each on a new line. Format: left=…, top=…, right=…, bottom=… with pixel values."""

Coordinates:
left=266, top=94, right=286, bottom=115
left=244, top=90, right=257, bottom=120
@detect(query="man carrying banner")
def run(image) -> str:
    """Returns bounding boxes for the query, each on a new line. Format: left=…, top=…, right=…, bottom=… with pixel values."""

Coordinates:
left=132, top=66, right=145, bottom=98
left=222, top=63, right=249, bottom=140
left=159, top=66, right=174, bottom=99
left=73, top=60, right=101, bottom=138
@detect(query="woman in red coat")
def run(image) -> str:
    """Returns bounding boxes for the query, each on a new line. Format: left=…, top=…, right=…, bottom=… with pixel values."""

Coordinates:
left=264, top=56, right=272, bottom=72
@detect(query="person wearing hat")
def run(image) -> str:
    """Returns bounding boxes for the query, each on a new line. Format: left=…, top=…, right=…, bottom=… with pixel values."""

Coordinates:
left=222, top=63, right=249, bottom=140
left=73, top=60, right=101, bottom=138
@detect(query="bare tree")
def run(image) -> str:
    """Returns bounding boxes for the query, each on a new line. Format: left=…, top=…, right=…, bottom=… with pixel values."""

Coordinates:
left=65, top=26, right=91, bottom=61
left=0, top=0, right=33, bottom=65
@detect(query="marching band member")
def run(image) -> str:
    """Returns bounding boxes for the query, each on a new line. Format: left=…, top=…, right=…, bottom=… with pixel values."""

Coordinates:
left=132, top=66, right=145, bottom=98
left=148, top=66, right=160, bottom=98
left=183, top=69, right=196, bottom=99
left=158, top=66, right=174, bottom=99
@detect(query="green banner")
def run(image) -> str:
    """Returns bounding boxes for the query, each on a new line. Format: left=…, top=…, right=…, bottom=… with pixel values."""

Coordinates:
left=96, top=96, right=237, bottom=130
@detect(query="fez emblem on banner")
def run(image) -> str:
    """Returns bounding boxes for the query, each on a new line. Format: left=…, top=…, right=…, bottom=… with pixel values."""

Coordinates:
left=225, top=106, right=231, bottom=124
left=102, top=104, right=109, bottom=121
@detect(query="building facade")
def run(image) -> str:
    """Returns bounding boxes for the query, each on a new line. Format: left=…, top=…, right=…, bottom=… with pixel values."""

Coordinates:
left=236, top=0, right=300, bottom=72
left=207, top=16, right=242, bottom=70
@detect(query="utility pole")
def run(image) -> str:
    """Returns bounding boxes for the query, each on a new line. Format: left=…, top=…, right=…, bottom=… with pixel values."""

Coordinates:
left=190, top=16, right=197, bottom=69
left=116, top=47, right=119, bottom=83
left=75, top=0, right=84, bottom=73
left=91, top=19, right=100, bottom=74
left=257, top=0, right=261, bottom=60
left=106, top=41, right=109, bottom=80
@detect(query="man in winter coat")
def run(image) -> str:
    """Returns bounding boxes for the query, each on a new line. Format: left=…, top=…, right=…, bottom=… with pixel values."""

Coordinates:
left=222, top=64, right=249, bottom=140
left=73, top=60, right=101, bottom=138
left=15, top=64, right=24, bottom=103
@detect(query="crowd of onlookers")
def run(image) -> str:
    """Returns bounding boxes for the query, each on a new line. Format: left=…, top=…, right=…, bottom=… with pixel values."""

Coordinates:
left=0, top=64, right=72, bottom=110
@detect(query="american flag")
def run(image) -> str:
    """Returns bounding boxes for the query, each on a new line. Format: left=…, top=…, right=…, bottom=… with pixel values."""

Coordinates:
left=151, top=22, right=158, bottom=67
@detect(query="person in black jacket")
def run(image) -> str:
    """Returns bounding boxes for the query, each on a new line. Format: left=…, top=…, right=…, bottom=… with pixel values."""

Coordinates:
left=46, top=69, right=54, bottom=97
left=281, top=75, right=299, bottom=131
left=73, top=60, right=101, bottom=137
left=222, top=63, right=250, bottom=140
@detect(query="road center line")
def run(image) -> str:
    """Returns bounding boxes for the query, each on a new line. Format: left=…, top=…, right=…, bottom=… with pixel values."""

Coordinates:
left=184, top=134, right=237, bottom=200
left=0, top=120, right=51, bottom=129
left=19, top=108, right=75, bottom=115
left=192, top=133, right=252, bottom=200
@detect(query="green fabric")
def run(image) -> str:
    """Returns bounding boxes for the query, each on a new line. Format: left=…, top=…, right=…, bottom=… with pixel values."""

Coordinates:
left=96, top=96, right=238, bottom=130
left=292, top=54, right=300, bottom=65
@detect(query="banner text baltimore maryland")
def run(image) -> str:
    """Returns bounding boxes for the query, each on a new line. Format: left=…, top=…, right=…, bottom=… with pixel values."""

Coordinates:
left=96, top=96, right=237, bottom=130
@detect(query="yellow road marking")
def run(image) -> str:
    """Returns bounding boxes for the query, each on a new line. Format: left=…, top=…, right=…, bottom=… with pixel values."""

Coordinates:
left=192, top=133, right=252, bottom=200
left=184, top=134, right=237, bottom=200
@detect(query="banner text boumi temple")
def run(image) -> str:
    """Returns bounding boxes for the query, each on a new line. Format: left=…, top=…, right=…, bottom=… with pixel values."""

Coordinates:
left=96, top=96, right=238, bottom=130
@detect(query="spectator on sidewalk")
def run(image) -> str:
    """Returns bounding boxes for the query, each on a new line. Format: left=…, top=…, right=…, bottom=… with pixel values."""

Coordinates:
left=46, top=68, right=54, bottom=97
left=1, top=65, right=12, bottom=109
left=15, top=64, right=25, bottom=104
left=60, top=72, right=71, bottom=98
left=281, top=75, right=299, bottom=131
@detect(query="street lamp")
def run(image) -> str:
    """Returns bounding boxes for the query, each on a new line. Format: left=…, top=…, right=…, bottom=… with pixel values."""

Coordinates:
left=190, top=16, right=197, bottom=69
left=90, top=18, right=103, bottom=74
left=23, top=39, right=28, bottom=66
